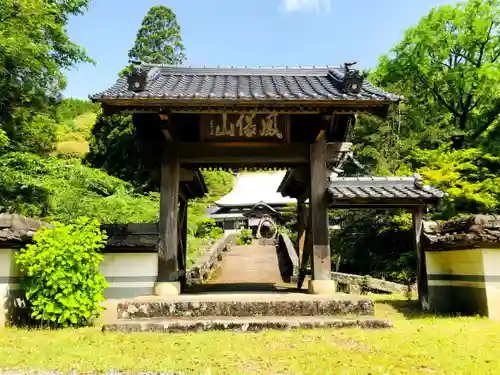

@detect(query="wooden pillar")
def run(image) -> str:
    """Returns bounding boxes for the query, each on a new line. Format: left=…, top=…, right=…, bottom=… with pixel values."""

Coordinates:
left=308, top=131, right=335, bottom=294
left=413, top=205, right=429, bottom=309
left=310, top=131, right=331, bottom=279
left=297, top=198, right=307, bottom=263
left=297, top=204, right=312, bottom=289
left=156, top=148, right=180, bottom=288
left=177, top=197, right=188, bottom=289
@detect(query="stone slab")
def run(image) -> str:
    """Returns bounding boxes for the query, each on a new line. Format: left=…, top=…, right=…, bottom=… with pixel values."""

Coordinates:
left=103, top=316, right=392, bottom=333
left=116, top=293, right=374, bottom=319
left=154, top=282, right=181, bottom=296
left=308, top=279, right=337, bottom=294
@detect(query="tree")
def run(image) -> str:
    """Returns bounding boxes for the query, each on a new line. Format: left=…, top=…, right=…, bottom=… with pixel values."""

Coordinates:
left=88, top=5, right=186, bottom=189
left=128, top=5, right=185, bottom=64
left=120, top=5, right=185, bottom=76
left=0, top=0, right=93, bottom=154
left=331, top=0, right=500, bottom=281
left=374, top=0, right=500, bottom=147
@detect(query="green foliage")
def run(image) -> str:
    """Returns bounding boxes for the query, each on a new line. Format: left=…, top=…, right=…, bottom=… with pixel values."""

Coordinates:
left=16, top=217, right=108, bottom=327
left=6, top=108, right=59, bottom=154
left=56, top=99, right=99, bottom=120
left=55, top=98, right=100, bottom=134
left=0, top=0, right=93, bottom=154
left=237, top=229, right=253, bottom=245
left=0, top=152, right=159, bottom=224
left=127, top=6, right=185, bottom=66
left=186, top=219, right=225, bottom=268
left=411, top=144, right=500, bottom=218
left=374, top=0, right=500, bottom=146
left=88, top=5, right=186, bottom=187
left=0, top=128, right=8, bottom=152
left=334, top=0, right=500, bottom=281
left=85, top=114, right=155, bottom=192
left=330, top=210, right=414, bottom=281
left=187, top=171, right=235, bottom=235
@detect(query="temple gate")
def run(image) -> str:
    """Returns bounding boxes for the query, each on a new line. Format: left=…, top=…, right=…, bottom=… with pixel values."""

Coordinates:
left=91, top=63, right=402, bottom=296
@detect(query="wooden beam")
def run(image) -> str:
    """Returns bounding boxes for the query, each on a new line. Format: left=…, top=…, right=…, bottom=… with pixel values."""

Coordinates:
left=413, top=205, right=429, bottom=310
left=157, top=148, right=180, bottom=282
left=179, top=168, right=195, bottom=182
left=177, top=142, right=309, bottom=165
left=297, top=199, right=307, bottom=266
left=310, top=131, right=331, bottom=280
left=298, top=203, right=313, bottom=289
left=177, top=198, right=188, bottom=289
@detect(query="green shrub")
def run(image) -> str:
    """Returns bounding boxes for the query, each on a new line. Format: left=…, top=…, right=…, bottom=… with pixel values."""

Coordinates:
left=237, top=229, right=253, bottom=245
left=16, top=217, right=108, bottom=327
left=208, top=225, right=224, bottom=240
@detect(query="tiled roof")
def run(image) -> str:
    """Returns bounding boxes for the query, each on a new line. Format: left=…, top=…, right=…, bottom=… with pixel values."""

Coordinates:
left=0, top=213, right=52, bottom=244
left=90, top=64, right=401, bottom=102
left=328, top=175, right=446, bottom=202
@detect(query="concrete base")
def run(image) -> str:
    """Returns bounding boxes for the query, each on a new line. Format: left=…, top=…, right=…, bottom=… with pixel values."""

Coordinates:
left=154, top=282, right=181, bottom=296
left=307, top=279, right=337, bottom=295
left=103, top=316, right=392, bottom=333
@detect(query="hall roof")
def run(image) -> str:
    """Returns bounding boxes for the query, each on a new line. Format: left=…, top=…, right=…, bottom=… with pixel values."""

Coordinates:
left=216, top=172, right=296, bottom=207
left=90, top=64, right=402, bottom=103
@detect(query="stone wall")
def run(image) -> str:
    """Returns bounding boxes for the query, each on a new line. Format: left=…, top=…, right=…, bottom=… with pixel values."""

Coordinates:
left=187, top=233, right=236, bottom=285
left=424, top=215, right=500, bottom=319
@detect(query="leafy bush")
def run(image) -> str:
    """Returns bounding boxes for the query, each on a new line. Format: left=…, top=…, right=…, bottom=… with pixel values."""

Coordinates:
left=16, top=218, right=108, bottom=327
left=411, top=144, right=500, bottom=218
left=208, top=225, right=224, bottom=240
left=237, top=229, right=253, bottom=245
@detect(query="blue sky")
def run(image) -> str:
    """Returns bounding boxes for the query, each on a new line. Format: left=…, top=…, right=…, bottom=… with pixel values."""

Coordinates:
left=65, top=0, right=458, bottom=99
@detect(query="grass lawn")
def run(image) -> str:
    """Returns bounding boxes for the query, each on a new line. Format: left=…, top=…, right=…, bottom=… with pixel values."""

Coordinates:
left=1, top=295, right=500, bottom=374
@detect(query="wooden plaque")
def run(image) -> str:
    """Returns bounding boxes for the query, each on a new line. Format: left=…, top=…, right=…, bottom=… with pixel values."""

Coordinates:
left=200, top=112, right=289, bottom=143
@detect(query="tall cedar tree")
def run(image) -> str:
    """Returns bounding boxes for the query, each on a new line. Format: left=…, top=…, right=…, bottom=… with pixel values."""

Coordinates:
left=87, top=5, right=185, bottom=191
left=128, top=5, right=185, bottom=65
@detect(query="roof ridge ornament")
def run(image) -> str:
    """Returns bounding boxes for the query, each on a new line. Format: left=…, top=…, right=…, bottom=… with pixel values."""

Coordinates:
left=414, top=173, right=425, bottom=189
left=128, top=60, right=147, bottom=92
left=341, top=62, right=367, bottom=95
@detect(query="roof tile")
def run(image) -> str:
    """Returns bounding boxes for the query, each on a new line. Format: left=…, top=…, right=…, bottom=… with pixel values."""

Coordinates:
left=90, top=64, right=401, bottom=103
left=328, top=175, right=446, bottom=202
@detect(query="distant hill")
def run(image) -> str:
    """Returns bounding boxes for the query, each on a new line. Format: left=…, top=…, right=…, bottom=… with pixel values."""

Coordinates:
left=53, top=99, right=99, bottom=157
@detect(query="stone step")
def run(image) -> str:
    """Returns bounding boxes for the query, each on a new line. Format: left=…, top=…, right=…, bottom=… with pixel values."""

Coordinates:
left=116, top=293, right=375, bottom=319
left=103, top=316, right=392, bottom=333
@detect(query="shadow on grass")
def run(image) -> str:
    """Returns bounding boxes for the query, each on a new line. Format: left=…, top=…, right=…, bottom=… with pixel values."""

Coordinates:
left=376, top=298, right=467, bottom=320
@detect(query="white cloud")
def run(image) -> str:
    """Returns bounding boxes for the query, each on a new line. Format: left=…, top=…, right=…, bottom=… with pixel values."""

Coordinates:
left=280, top=0, right=331, bottom=13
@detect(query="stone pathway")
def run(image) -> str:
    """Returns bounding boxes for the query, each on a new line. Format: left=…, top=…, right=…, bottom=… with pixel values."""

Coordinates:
left=211, top=244, right=282, bottom=284
left=187, top=243, right=290, bottom=293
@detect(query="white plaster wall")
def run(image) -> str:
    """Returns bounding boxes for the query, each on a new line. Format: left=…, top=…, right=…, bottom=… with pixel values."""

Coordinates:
left=483, top=249, right=500, bottom=320
left=1, top=249, right=158, bottom=326
left=100, top=252, right=158, bottom=299
left=0, top=248, right=21, bottom=327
